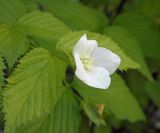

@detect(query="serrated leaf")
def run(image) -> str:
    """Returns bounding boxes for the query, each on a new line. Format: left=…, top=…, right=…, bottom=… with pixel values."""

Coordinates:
left=115, top=13, right=160, bottom=59
left=0, top=0, right=26, bottom=24
left=39, top=0, right=108, bottom=31
left=0, top=56, right=4, bottom=124
left=57, top=31, right=139, bottom=71
left=0, top=24, right=29, bottom=67
left=18, top=11, right=70, bottom=41
left=3, top=48, right=67, bottom=133
left=104, top=26, right=152, bottom=80
left=16, top=89, right=81, bottom=133
left=0, top=57, right=4, bottom=87
left=145, top=81, right=160, bottom=107
left=72, top=74, right=145, bottom=122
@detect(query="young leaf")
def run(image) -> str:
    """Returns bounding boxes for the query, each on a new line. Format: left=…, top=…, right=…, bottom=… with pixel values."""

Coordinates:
left=57, top=31, right=139, bottom=71
left=39, top=0, right=108, bottom=31
left=16, top=89, right=81, bottom=133
left=0, top=0, right=26, bottom=24
left=3, top=48, right=67, bottom=133
left=72, top=74, right=145, bottom=122
left=104, top=26, right=152, bottom=80
left=0, top=24, right=29, bottom=67
left=18, top=11, right=70, bottom=41
left=115, top=13, right=160, bottom=59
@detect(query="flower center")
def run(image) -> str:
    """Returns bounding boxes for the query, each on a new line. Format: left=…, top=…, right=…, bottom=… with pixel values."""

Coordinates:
left=81, top=57, right=92, bottom=70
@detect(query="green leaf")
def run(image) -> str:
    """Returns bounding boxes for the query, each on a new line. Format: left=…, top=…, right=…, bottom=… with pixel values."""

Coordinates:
left=82, top=101, right=105, bottom=125
left=0, top=24, right=29, bottom=67
left=72, top=74, right=145, bottom=122
left=145, top=81, right=160, bottom=107
left=40, top=0, right=108, bottom=31
left=0, top=57, right=4, bottom=87
left=94, top=125, right=111, bottom=133
left=0, top=57, right=4, bottom=122
left=57, top=31, right=139, bottom=71
left=18, top=11, right=70, bottom=41
left=16, top=89, right=81, bottom=133
left=104, top=26, right=152, bottom=80
left=0, top=0, right=26, bottom=24
left=115, top=13, right=160, bottom=59
left=3, top=48, right=67, bottom=133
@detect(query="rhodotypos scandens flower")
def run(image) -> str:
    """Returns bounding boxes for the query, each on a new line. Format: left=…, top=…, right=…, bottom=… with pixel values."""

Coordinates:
left=73, top=34, right=121, bottom=89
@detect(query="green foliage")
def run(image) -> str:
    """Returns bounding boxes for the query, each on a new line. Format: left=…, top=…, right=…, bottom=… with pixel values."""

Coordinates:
left=72, top=74, right=145, bottom=122
left=0, top=0, right=159, bottom=132
left=0, top=0, right=70, bottom=67
left=18, top=11, right=70, bottom=41
left=3, top=48, right=67, bottom=133
left=0, top=24, right=29, bottom=67
left=39, top=0, right=108, bottom=31
left=104, top=26, right=152, bottom=80
left=0, top=0, right=27, bottom=25
left=0, top=57, right=4, bottom=88
left=16, top=89, right=81, bottom=133
left=145, top=81, right=160, bottom=107
left=115, top=13, right=160, bottom=59
left=82, top=101, right=105, bottom=125
left=57, top=31, right=140, bottom=70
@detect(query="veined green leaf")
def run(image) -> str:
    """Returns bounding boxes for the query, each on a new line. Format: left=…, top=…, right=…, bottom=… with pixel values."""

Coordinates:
left=16, top=89, right=81, bottom=133
left=3, top=48, right=67, bottom=133
left=39, top=0, right=108, bottom=31
left=57, top=31, right=139, bottom=71
left=0, top=0, right=26, bottom=24
left=0, top=24, right=29, bottom=67
left=72, top=74, right=145, bottom=122
left=18, top=11, right=70, bottom=41
left=104, top=26, right=152, bottom=80
left=115, top=13, right=160, bottom=59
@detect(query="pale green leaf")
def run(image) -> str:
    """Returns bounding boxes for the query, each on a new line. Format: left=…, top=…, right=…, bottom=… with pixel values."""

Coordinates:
left=40, top=0, right=108, bottom=31
left=3, top=48, right=67, bottom=133
left=0, top=24, right=29, bottom=67
left=115, top=13, right=160, bottom=59
left=18, top=11, right=70, bottom=41
left=104, top=26, right=152, bottom=80
left=57, top=31, right=139, bottom=71
left=72, top=74, right=145, bottom=122
left=16, top=89, right=81, bottom=133
left=0, top=0, right=26, bottom=24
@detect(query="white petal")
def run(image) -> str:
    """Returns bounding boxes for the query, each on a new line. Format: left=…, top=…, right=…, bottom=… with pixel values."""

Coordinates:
left=92, top=47, right=121, bottom=74
left=86, top=67, right=111, bottom=89
left=74, top=53, right=88, bottom=81
left=74, top=53, right=111, bottom=89
left=73, top=34, right=98, bottom=57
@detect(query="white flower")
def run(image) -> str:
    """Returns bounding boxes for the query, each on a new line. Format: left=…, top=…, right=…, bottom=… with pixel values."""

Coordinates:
left=73, top=34, right=121, bottom=89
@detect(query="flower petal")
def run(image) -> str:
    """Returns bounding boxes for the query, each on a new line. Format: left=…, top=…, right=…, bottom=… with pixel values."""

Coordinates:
left=73, top=34, right=98, bottom=57
left=86, top=67, right=111, bottom=89
left=92, top=47, right=121, bottom=74
left=74, top=52, right=88, bottom=81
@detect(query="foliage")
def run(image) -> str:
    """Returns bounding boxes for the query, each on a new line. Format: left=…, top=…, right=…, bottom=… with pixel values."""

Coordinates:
left=0, top=0, right=159, bottom=133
